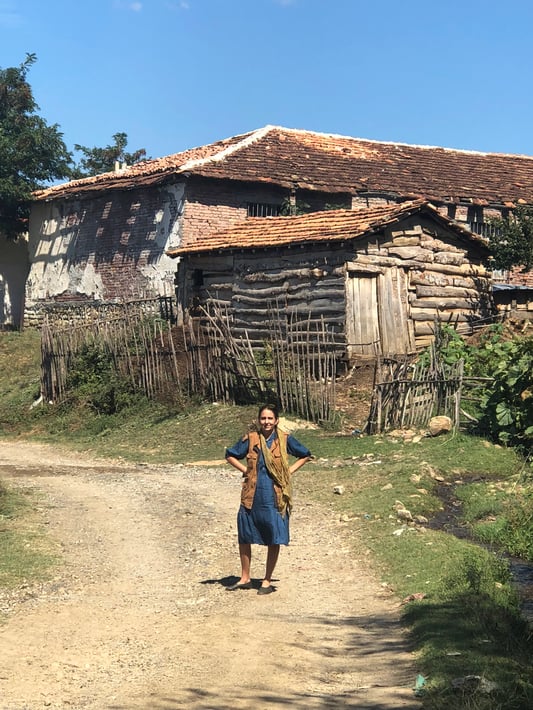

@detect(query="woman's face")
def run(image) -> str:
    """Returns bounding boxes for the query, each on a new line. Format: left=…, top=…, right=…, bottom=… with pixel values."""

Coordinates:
left=258, top=408, right=279, bottom=437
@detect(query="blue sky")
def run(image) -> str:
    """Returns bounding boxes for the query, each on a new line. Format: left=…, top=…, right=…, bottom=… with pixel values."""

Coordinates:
left=2, top=0, right=533, bottom=162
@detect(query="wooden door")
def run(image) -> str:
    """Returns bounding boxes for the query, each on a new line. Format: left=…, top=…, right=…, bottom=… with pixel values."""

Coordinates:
left=377, top=266, right=415, bottom=355
left=345, top=266, right=415, bottom=359
left=345, top=270, right=381, bottom=358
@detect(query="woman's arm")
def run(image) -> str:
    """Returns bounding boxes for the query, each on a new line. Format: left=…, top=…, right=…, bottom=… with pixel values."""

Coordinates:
left=286, top=434, right=312, bottom=474
left=226, top=455, right=247, bottom=474
left=289, top=455, right=312, bottom=475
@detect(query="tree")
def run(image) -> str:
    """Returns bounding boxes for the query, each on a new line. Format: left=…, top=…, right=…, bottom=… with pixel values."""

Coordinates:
left=71, top=132, right=148, bottom=178
left=488, top=205, right=533, bottom=272
left=0, top=54, right=72, bottom=239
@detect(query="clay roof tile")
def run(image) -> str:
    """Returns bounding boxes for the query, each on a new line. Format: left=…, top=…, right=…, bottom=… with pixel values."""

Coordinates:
left=35, top=125, right=533, bottom=206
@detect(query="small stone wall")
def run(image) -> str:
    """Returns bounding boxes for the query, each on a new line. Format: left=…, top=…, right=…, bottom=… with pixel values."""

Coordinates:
left=24, top=297, right=176, bottom=329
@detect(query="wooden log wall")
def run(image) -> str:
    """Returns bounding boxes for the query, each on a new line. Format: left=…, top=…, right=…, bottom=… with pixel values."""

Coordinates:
left=185, top=246, right=350, bottom=354
left=179, top=214, right=493, bottom=360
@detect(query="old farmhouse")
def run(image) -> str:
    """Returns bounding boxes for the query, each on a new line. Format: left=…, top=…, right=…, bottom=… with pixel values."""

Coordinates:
left=14, top=125, right=533, bottom=330
left=167, top=200, right=491, bottom=360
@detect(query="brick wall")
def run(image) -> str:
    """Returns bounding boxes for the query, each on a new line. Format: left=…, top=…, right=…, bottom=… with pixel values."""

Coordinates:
left=182, top=177, right=287, bottom=245
left=26, top=184, right=183, bottom=325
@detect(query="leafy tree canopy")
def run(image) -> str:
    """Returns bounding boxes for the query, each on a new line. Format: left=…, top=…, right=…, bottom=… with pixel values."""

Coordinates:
left=71, top=132, right=148, bottom=178
left=488, top=205, right=533, bottom=272
left=0, top=53, right=72, bottom=239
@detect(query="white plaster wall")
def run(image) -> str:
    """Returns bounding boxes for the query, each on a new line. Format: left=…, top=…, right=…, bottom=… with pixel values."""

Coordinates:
left=26, top=183, right=184, bottom=307
left=25, top=201, right=105, bottom=302
left=0, top=235, right=30, bottom=328
left=138, top=184, right=184, bottom=296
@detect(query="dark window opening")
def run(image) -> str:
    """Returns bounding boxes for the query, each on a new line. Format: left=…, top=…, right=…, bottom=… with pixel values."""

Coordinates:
left=247, top=202, right=282, bottom=217
left=192, top=269, right=204, bottom=287
left=466, top=205, right=502, bottom=238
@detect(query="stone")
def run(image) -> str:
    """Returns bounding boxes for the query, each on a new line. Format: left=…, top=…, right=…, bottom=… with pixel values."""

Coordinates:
left=428, top=415, right=453, bottom=436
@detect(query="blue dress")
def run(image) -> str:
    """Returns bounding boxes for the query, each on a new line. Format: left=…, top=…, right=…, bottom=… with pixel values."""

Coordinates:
left=225, top=431, right=311, bottom=546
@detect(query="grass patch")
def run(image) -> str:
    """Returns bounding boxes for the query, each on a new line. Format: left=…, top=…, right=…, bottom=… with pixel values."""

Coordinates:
left=0, top=330, right=42, bottom=434
left=0, top=480, right=58, bottom=592
left=294, top=430, right=533, bottom=708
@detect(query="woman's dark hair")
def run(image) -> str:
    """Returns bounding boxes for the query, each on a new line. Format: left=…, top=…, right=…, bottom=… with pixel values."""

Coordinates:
left=258, top=403, right=280, bottom=419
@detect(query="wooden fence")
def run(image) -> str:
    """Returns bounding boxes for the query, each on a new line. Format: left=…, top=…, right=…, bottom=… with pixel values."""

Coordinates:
left=366, top=345, right=464, bottom=434
left=40, top=302, right=339, bottom=424
left=41, top=314, right=182, bottom=404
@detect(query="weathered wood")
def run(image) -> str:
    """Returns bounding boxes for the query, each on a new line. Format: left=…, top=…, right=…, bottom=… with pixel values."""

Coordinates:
left=410, top=271, right=481, bottom=290
left=410, top=298, right=477, bottom=310
left=232, top=286, right=345, bottom=304
left=381, top=237, right=421, bottom=247
left=346, top=262, right=384, bottom=274
left=186, top=255, right=234, bottom=271
left=410, top=309, right=473, bottom=322
left=416, top=285, right=481, bottom=299
left=414, top=321, right=477, bottom=335
left=345, top=272, right=380, bottom=356
left=434, top=251, right=466, bottom=266
left=358, top=255, right=486, bottom=277
left=387, top=246, right=434, bottom=260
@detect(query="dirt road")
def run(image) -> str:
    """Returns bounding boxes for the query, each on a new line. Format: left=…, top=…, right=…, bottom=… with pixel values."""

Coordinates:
left=0, top=441, right=421, bottom=709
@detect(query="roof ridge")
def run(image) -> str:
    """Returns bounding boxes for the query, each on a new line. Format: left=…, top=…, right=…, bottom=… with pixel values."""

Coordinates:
left=179, top=125, right=276, bottom=171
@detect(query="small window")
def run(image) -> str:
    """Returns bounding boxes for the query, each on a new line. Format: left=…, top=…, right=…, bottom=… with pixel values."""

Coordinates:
left=447, top=204, right=456, bottom=220
left=491, top=269, right=510, bottom=283
left=192, top=269, right=204, bottom=288
left=465, top=205, right=501, bottom=237
left=247, top=202, right=281, bottom=218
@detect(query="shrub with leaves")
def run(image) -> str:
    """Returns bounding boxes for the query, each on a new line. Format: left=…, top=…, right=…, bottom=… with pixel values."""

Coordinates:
left=66, top=342, right=142, bottom=415
left=419, top=325, right=532, bottom=452
left=477, top=336, right=533, bottom=451
left=488, top=205, right=533, bottom=273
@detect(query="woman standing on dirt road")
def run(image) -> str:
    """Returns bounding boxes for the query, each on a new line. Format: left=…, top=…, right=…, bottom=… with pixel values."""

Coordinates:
left=225, top=403, right=312, bottom=595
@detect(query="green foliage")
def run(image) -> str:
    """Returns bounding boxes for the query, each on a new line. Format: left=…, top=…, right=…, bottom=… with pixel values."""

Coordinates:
left=488, top=205, right=533, bottom=272
left=0, top=54, right=72, bottom=238
left=66, top=342, right=143, bottom=415
left=418, top=323, right=473, bottom=369
left=472, top=490, right=533, bottom=561
left=279, top=197, right=311, bottom=215
left=419, top=325, right=533, bottom=451
left=501, top=491, right=533, bottom=559
left=477, top=336, right=533, bottom=451
left=71, top=132, right=148, bottom=178
left=0, top=330, right=42, bottom=431
left=405, top=575, right=533, bottom=710
left=443, top=548, right=513, bottom=598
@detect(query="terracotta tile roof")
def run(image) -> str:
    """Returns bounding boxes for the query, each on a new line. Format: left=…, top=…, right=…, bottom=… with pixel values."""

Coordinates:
left=167, top=200, right=487, bottom=256
left=34, top=125, right=533, bottom=205
left=34, top=130, right=257, bottom=201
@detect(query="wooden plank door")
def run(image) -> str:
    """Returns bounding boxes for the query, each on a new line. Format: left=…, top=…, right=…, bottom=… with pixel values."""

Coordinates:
left=345, top=266, right=415, bottom=359
left=377, top=266, right=415, bottom=356
left=345, top=271, right=381, bottom=358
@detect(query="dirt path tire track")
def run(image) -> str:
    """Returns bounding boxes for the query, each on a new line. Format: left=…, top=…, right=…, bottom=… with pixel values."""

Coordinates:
left=0, top=442, right=421, bottom=709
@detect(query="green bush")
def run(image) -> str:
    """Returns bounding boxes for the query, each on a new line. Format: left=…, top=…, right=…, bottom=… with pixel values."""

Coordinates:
left=66, top=342, right=144, bottom=415
left=477, top=336, right=533, bottom=451
left=420, top=325, right=533, bottom=452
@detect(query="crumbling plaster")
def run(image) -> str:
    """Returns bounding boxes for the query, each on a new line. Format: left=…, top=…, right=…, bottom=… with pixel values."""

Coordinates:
left=26, top=183, right=184, bottom=308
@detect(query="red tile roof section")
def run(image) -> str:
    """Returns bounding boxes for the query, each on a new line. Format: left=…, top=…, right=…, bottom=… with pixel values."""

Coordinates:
left=34, top=130, right=257, bottom=200
left=167, top=200, right=486, bottom=256
left=35, top=125, right=533, bottom=205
